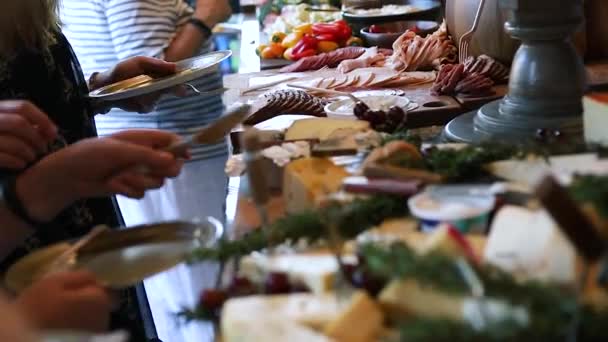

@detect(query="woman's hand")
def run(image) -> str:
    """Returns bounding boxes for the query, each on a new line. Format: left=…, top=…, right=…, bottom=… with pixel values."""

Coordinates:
left=89, top=56, right=178, bottom=113
left=16, top=271, right=112, bottom=333
left=16, top=129, right=186, bottom=222
left=0, top=100, right=57, bottom=169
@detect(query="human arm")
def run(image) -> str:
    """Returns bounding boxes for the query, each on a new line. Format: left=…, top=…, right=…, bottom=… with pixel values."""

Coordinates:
left=104, top=0, right=232, bottom=62
left=0, top=130, right=186, bottom=259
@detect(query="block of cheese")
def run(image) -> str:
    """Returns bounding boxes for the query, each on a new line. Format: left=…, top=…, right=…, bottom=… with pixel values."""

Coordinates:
left=283, top=158, right=350, bottom=213
left=324, top=291, right=384, bottom=342
left=379, top=279, right=464, bottom=322
left=379, top=279, right=529, bottom=328
left=284, top=118, right=370, bottom=141
left=484, top=205, right=578, bottom=285
left=221, top=293, right=341, bottom=342
left=239, top=252, right=357, bottom=294
left=584, top=92, right=608, bottom=144
left=222, top=291, right=384, bottom=342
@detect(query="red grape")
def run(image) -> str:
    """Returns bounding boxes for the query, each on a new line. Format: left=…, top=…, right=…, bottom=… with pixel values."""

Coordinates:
left=265, top=272, right=292, bottom=294
left=229, top=276, right=258, bottom=297
left=199, top=289, right=228, bottom=311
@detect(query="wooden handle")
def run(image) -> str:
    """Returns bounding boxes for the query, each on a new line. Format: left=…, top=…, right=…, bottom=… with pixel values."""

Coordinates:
left=242, top=129, right=270, bottom=206
left=343, top=177, right=422, bottom=196
left=363, top=163, right=443, bottom=184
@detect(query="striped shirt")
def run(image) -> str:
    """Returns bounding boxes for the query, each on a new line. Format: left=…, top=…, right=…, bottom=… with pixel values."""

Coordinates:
left=60, top=0, right=228, bottom=160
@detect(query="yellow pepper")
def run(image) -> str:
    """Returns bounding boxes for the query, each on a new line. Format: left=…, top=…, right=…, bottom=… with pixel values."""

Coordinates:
left=281, top=32, right=304, bottom=49
left=317, top=41, right=339, bottom=53
left=293, top=23, right=313, bottom=35
left=346, top=36, right=364, bottom=47
left=256, top=44, right=268, bottom=56
left=270, top=32, right=287, bottom=44
left=284, top=47, right=295, bottom=61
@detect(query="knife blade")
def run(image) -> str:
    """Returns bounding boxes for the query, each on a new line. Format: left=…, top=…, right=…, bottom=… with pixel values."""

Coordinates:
left=164, top=103, right=252, bottom=155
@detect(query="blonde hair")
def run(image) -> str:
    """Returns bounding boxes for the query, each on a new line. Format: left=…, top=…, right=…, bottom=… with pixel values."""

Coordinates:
left=0, top=0, right=60, bottom=57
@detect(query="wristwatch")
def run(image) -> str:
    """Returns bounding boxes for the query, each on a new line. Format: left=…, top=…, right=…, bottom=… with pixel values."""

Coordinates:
left=187, top=17, right=213, bottom=37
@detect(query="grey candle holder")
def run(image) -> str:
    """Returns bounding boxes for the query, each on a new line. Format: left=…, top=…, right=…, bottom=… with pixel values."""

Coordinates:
left=443, top=0, right=586, bottom=143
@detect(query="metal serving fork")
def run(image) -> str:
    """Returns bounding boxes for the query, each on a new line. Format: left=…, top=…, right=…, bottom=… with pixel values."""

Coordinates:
left=459, top=0, right=487, bottom=63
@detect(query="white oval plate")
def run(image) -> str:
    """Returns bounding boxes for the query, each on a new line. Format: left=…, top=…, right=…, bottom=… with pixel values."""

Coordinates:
left=325, top=95, right=417, bottom=119
left=88, top=50, right=232, bottom=101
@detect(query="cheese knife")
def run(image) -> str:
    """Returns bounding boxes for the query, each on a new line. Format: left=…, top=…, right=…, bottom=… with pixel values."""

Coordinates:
left=164, top=103, right=252, bottom=156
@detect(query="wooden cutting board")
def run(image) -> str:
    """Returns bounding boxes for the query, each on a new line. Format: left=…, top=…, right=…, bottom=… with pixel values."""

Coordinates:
left=260, top=58, right=292, bottom=70
left=223, top=69, right=465, bottom=128
left=454, top=84, right=509, bottom=110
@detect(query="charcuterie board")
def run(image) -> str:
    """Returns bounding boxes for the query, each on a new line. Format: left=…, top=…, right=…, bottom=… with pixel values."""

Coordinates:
left=224, top=69, right=463, bottom=129
left=454, top=84, right=509, bottom=110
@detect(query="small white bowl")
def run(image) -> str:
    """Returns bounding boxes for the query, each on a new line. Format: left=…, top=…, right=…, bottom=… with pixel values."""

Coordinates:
left=408, top=192, right=496, bottom=234
left=324, top=95, right=411, bottom=120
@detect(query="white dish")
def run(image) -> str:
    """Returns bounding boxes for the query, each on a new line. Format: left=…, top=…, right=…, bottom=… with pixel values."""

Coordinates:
left=88, top=50, right=232, bottom=101
left=324, top=95, right=415, bottom=119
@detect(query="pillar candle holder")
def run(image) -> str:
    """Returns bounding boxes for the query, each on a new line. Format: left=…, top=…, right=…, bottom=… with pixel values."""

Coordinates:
left=443, top=0, right=586, bottom=143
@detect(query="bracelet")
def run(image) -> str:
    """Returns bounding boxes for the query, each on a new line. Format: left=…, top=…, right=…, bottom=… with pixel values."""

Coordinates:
left=1, top=176, right=46, bottom=227
left=187, top=18, right=213, bottom=37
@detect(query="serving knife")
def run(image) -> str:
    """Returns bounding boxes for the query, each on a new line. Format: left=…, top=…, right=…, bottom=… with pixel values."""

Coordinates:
left=164, top=103, right=252, bottom=156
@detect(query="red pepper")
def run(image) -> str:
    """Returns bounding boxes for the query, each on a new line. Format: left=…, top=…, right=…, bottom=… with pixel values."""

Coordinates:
left=314, top=33, right=338, bottom=42
left=292, top=34, right=318, bottom=56
left=312, top=23, right=342, bottom=37
left=292, top=48, right=316, bottom=61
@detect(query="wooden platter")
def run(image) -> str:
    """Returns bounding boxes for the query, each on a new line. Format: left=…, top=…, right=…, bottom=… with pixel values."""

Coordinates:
left=224, top=69, right=463, bottom=128
left=454, top=84, right=509, bottom=110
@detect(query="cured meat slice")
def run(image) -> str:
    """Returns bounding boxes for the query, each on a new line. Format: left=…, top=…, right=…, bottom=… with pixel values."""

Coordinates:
left=244, top=90, right=327, bottom=125
left=279, top=47, right=366, bottom=73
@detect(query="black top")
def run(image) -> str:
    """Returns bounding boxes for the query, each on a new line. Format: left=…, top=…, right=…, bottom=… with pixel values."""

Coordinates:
left=0, top=31, right=148, bottom=340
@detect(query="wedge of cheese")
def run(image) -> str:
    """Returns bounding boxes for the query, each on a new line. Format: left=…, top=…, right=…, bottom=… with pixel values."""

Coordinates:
left=484, top=205, right=578, bottom=285
left=222, top=291, right=382, bottom=342
left=283, top=158, right=350, bottom=213
left=221, top=293, right=339, bottom=342
left=284, top=118, right=370, bottom=141
left=584, top=92, right=608, bottom=144
left=379, top=279, right=529, bottom=328
left=379, top=279, right=464, bottom=322
left=324, top=291, right=384, bottom=342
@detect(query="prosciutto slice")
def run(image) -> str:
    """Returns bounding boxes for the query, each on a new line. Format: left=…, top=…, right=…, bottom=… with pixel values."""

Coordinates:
left=279, top=47, right=366, bottom=73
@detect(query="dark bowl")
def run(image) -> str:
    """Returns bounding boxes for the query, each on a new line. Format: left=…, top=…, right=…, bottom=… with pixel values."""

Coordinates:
left=360, top=20, right=439, bottom=49
left=342, top=0, right=441, bottom=25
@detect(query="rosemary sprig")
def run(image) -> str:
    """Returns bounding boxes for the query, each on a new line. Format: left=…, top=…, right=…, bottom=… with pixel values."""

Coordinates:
left=361, top=242, right=608, bottom=342
left=188, top=195, right=409, bottom=263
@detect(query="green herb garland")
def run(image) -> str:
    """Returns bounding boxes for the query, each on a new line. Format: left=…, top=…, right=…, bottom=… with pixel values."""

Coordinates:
left=188, top=195, right=409, bottom=263
left=361, top=242, right=608, bottom=342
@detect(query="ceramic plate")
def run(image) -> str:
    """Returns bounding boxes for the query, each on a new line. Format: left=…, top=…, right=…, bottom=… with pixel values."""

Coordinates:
left=5, top=219, right=223, bottom=292
left=88, top=50, right=232, bottom=101
left=325, top=95, right=417, bottom=119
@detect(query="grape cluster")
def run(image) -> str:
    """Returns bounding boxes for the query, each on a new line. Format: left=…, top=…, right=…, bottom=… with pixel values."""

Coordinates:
left=353, top=101, right=408, bottom=133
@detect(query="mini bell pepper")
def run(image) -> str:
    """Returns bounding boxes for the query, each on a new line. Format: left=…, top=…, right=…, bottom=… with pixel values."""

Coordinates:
left=293, top=23, right=313, bottom=35
left=317, top=41, right=339, bottom=53
left=283, top=47, right=295, bottom=61
left=346, top=36, right=363, bottom=47
left=292, top=48, right=316, bottom=61
left=314, top=33, right=339, bottom=42
left=270, top=32, right=287, bottom=44
left=292, top=34, right=318, bottom=56
left=281, top=32, right=304, bottom=49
